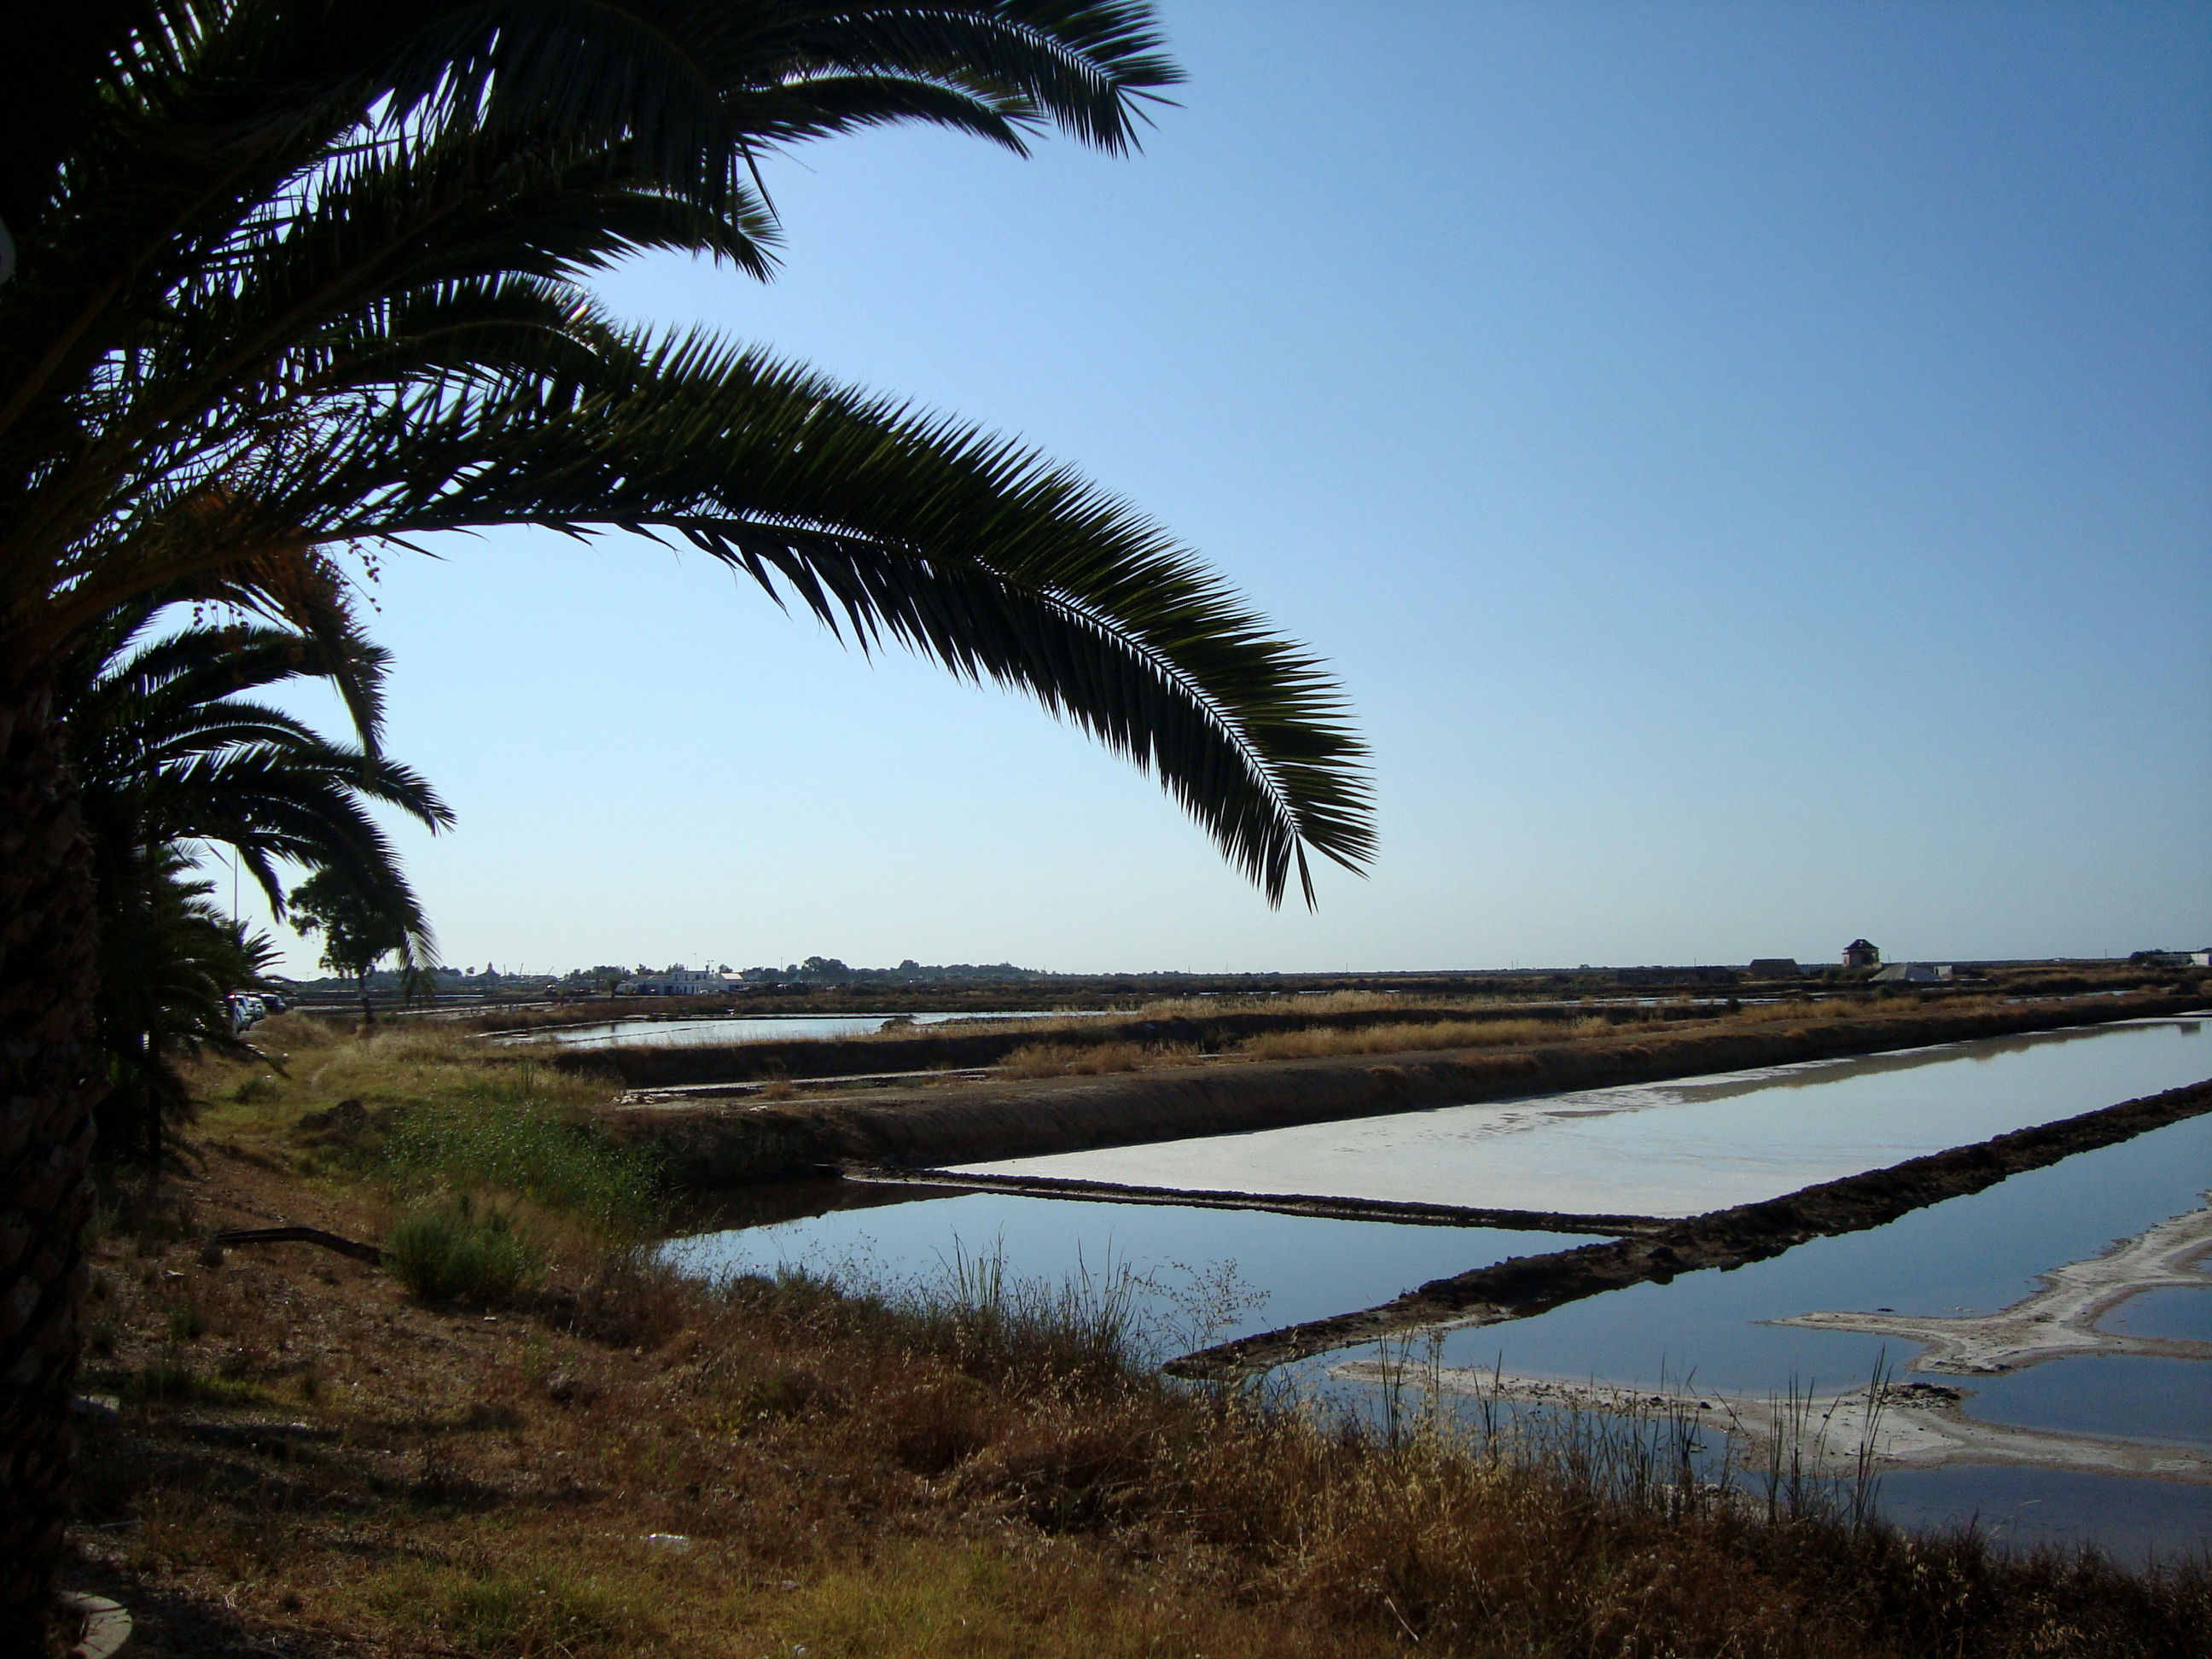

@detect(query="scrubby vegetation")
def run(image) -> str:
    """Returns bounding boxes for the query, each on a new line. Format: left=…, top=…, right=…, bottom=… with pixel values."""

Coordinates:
left=385, top=1196, right=542, bottom=1306
left=58, top=1019, right=2211, bottom=1656
left=1234, top=1012, right=1611, bottom=1060
left=998, top=1039, right=1196, bottom=1078
left=206, top=1011, right=653, bottom=1219
left=996, top=1014, right=1612, bottom=1076
left=974, top=996, right=2038, bottom=1080
left=534, top=981, right=2209, bottom=1095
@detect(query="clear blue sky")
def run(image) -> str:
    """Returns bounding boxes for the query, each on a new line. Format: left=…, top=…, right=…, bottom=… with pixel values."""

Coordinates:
left=259, top=0, right=2212, bottom=976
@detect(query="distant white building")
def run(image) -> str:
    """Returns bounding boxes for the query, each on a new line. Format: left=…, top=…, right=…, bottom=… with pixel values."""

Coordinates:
left=624, top=966, right=727, bottom=997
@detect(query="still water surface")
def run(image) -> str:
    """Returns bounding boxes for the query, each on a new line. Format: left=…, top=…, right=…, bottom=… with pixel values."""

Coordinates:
left=1398, top=1109, right=2211, bottom=1391
left=662, top=1019, right=2212, bottom=1555
left=666, top=1192, right=1585, bottom=1353
left=2104, top=1287, right=2212, bottom=1342
left=1335, top=1109, right=2212, bottom=1557
left=957, top=1017, right=2212, bottom=1217
left=509, top=1010, right=1109, bottom=1049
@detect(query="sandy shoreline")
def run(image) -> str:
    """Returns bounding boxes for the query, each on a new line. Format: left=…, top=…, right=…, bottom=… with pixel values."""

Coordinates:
left=1333, top=1363, right=2212, bottom=1482
left=1169, top=1074, right=2212, bottom=1378
left=1777, top=1199, right=2212, bottom=1373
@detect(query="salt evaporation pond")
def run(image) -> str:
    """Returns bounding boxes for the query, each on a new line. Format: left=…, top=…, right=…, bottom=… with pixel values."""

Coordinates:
left=509, top=1009, right=1110, bottom=1049
left=1323, top=1108, right=2212, bottom=1559
left=953, top=1016, right=2212, bottom=1216
left=2106, top=1287, right=2212, bottom=1342
left=663, top=1016, right=2211, bottom=1557
left=664, top=1192, right=1586, bottom=1353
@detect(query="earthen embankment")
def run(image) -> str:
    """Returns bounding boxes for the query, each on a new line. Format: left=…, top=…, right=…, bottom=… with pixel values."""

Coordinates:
left=1167, top=1073, right=2212, bottom=1379
left=551, top=1000, right=1665, bottom=1087
left=604, top=993, right=2207, bottom=1189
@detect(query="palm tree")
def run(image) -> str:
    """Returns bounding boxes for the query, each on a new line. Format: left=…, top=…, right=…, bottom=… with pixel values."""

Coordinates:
left=0, top=6, right=1374, bottom=1640
left=62, top=590, right=451, bottom=1169
left=88, top=846, right=276, bottom=1173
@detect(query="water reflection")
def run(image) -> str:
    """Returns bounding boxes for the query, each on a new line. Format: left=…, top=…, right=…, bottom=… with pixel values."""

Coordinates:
left=508, top=1009, right=1109, bottom=1049
left=2104, top=1288, right=2212, bottom=1342
left=1652, top=1018, right=2203, bottom=1103
left=1329, top=1112, right=2212, bottom=1556
left=655, top=1022, right=2212, bottom=1557
left=1959, top=1354, right=2212, bottom=1452
left=957, top=1017, right=2212, bottom=1218
left=1877, top=1465, right=2211, bottom=1563
left=1407, top=1113, right=2212, bottom=1391
left=664, top=1191, right=1587, bottom=1353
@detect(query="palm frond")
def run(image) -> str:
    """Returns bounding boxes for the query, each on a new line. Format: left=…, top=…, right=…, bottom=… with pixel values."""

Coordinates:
left=318, top=331, right=1371, bottom=901
left=11, top=2, right=1370, bottom=911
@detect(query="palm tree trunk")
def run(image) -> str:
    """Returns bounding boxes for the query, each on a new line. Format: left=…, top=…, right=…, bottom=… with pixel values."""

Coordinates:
left=145, top=1034, right=161, bottom=1176
left=0, top=666, right=101, bottom=1657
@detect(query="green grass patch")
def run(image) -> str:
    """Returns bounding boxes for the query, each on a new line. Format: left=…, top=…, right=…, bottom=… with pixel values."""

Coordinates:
left=375, top=1074, right=661, bottom=1231
left=192, top=1019, right=657, bottom=1231
left=387, top=1196, right=542, bottom=1306
left=116, top=1363, right=280, bottom=1407
left=371, top=1561, right=660, bottom=1658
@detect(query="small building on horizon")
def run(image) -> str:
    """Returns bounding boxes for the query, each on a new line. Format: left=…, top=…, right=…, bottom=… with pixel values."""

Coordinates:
left=1871, top=962, right=1947, bottom=984
left=623, top=966, right=728, bottom=997
left=1842, top=939, right=1880, bottom=969
left=1746, top=958, right=1802, bottom=979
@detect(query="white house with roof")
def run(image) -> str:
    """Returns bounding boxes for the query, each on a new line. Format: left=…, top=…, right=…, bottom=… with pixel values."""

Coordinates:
left=623, top=966, right=727, bottom=996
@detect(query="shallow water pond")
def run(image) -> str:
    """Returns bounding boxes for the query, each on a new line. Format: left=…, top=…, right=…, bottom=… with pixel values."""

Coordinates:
left=957, top=1016, right=2212, bottom=1217
left=1877, top=1464, right=2210, bottom=1563
left=1313, top=1110, right=2212, bottom=1557
left=1389, top=1109, right=2212, bottom=1390
left=508, top=1009, right=1108, bottom=1048
left=661, top=1022, right=2212, bottom=1557
left=1958, top=1354, right=2212, bottom=1451
left=2104, top=1287, right=2212, bottom=1342
left=664, top=1190, right=1586, bottom=1353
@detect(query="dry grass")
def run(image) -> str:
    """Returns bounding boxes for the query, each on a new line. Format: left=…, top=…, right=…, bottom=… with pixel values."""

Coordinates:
left=997, top=994, right=2034, bottom=1078
left=72, top=1152, right=2210, bottom=1659
left=1236, top=1014, right=1611, bottom=1061
left=182, top=1013, right=655, bottom=1233
left=192, top=1012, right=620, bottom=1138
left=822, top=991, right=1505, bottom=1049
left=76, top=1007, right=2207, bottom=1656
left=1126, top=989, right=1475, bottom=1019
left=998, top=1040, right=1200, bottom=1079
left=1726, top=993, right=2006, bottom=1025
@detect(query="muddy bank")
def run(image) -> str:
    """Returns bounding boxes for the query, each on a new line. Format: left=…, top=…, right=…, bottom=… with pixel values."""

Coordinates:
left=1164, top=1074, right=2212, bottom=1380
left=605, top=993, right=2207, bottom=1189
left=1337, top=1365, right=2212, bottom=1483
left=1778, top=1201, right=2212, bottom=1373
left=553, top=999, right=1702, bottom=1087
left=845, top=1168, right=1661, bottom=1236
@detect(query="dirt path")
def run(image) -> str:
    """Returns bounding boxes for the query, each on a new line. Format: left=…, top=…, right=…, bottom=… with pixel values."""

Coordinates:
left=1778, top=1200, right=2212, bottom=1373
left=1335, top=1364, right=2212, bottom=1482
